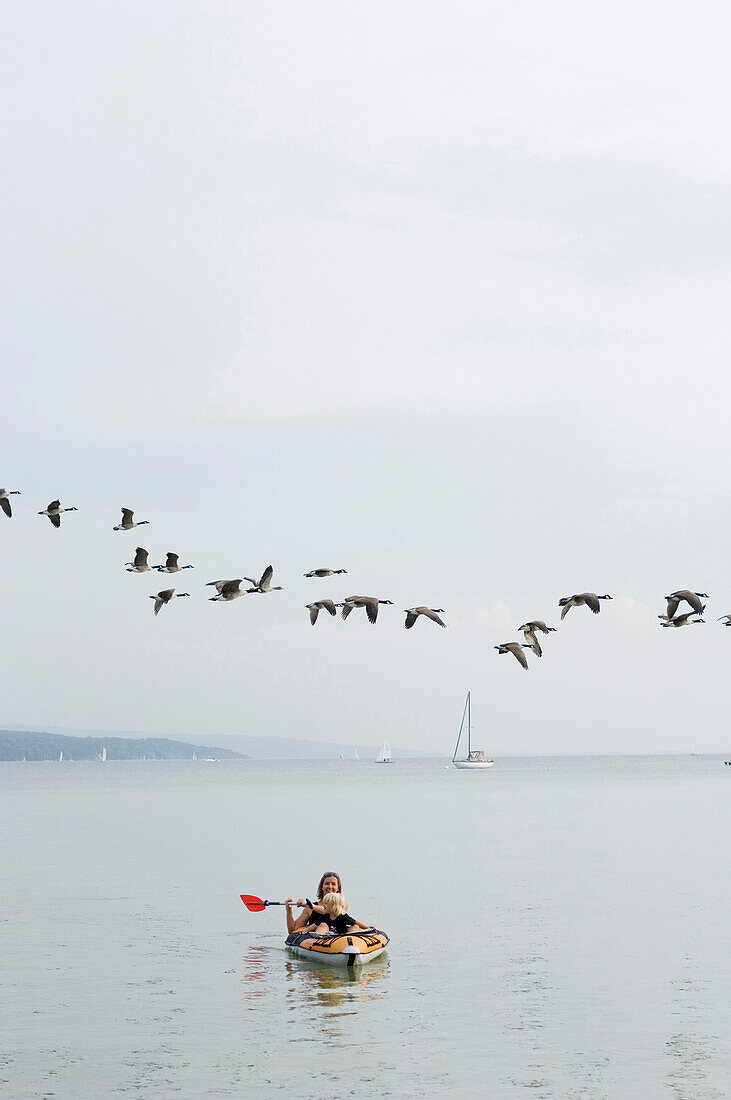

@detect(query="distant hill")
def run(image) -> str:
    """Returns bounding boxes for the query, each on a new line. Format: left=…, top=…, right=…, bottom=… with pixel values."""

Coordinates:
left=0, top=730, right=246, bottom=762
left=0, top=725, right=429, bottom=760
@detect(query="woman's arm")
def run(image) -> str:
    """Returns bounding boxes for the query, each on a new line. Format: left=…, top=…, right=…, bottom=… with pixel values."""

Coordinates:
left=285, top=899, right=313, bottom=933
left=287, top=898, right=317, bottom=932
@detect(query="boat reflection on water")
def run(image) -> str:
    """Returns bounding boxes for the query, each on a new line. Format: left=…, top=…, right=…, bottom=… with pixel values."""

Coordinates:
left=285, top=954, right=389, bottom=1011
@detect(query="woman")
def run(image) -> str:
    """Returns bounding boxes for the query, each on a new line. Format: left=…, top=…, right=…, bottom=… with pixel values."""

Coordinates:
left=285, top=871, right=343, bottom=933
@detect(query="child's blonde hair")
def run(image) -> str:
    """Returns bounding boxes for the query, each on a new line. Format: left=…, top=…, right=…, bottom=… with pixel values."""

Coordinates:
left=322, top=891, right=348, bottom=917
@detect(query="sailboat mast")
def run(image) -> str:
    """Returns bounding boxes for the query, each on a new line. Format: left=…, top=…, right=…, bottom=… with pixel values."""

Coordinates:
left=467, top=691, right=471, bottom=756
left=453, top=692, right=470, bottom=762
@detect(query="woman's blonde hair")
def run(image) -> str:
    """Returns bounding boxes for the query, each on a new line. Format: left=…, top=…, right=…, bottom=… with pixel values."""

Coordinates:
left=316, top=871, right=342, bottom=900
left=322, top=892, right=348, bottom=917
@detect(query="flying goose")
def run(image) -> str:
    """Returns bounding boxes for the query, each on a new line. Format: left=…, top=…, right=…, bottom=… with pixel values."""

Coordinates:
left=150, top=588, right=190, bottom=616
left=664, top=590, right=708, bottom=619
left=38, top=500, right=78, bottom=528
left=0, top=489, right=20, bottom=518
left=304, top=568, right=348, bottom=578
left=404, top=607, right=446, bottom=629
left=155, top=552, right=194, bottom=573
left=245, top=565, right=283, bottom=593
left=113, top=507, right=149, bottom=531
left=306, top=600, right=339, bottom=624
left=207, top=579, right=244, bottom=601
left=518, top=620, right=556, bottom=657
left=341, top=596, right=394, bottom=624
left=494, top=642, right=530, bottom=669
left=125, top=547, right=151, bottom=572
left=558, top=593, right=612, bottom=619
left=718, top=615, right=731, bottom=626
left=659, top=611, right=704, bottom=628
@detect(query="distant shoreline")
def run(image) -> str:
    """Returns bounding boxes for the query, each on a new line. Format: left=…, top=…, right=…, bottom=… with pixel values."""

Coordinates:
left=0, top=730, right=246, bottom=763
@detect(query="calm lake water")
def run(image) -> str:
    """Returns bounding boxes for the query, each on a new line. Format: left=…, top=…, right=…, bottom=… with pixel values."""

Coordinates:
left=1, top=756, right=729, bottom=1098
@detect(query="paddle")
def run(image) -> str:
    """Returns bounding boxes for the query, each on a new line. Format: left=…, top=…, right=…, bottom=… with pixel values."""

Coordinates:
left=240, top=894, right=313, bottom=912
left=240, top=894, right=379, bottom=935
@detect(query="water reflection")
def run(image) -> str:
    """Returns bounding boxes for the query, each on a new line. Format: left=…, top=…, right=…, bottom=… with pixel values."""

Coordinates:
left=283, top=957, right=389, bottom=1040
left=241, top=945, right=270, bottom=1005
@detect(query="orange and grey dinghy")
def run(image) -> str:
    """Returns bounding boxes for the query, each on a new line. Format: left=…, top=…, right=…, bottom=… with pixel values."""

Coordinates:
left=285, top=928, right=389, bottom=969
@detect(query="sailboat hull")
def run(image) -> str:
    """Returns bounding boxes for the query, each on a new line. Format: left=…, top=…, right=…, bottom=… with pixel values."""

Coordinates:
left=453, top=759, right=494, bottom=769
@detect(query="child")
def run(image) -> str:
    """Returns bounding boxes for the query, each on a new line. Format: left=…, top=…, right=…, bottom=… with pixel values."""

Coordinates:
left=303, top=892, right=372, bottom=935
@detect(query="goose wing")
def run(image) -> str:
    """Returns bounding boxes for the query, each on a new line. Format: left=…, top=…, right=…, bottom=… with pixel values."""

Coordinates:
left=221, top=579, right=242, bottom=596
left=166, top=553, right=179, bottom=568
left=364, top=598, right=379, bottom=624
left=404, top=611, right=418, bottom=629
left=508, top=643, right=529, bottom=669
left=417, top=607, right=446, bottom=627
left=665, top=597, right=680, bottom=620
left=0, top=497, right=11, bottom=517
left=309, top=605, right=320, bottom=624
left=683, top=591, right=704, bottom=614
left=49, top=511, right=61, bottom=528
left=580, top=593, right=600, bottom=613
left=133, top=547, right=149, bottom=566
left=320, top=600, right=337, bottom=616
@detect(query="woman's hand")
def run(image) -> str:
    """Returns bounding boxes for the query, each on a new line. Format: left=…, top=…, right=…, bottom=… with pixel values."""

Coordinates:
left=295, top=898, right=308, bottom=908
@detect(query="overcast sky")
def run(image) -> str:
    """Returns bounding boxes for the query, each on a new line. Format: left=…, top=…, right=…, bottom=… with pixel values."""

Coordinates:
left=3, top=1, right=731, bottom=754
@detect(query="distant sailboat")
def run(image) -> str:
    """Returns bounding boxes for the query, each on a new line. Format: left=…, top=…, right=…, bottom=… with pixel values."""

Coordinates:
left=101, top=746, right=107, bottom=763
left=376, top=738, right=393, bottom=764
left=353, top=749, right=360, bottom=760
left=192, top=751, right=197, bottom=761
left=59, top=750, right=63, bottom=763
left=452, top=692, right=494, bottom=770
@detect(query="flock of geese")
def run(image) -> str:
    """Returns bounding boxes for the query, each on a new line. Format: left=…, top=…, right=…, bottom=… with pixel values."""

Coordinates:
left=0, top=489, right=726, bottom=658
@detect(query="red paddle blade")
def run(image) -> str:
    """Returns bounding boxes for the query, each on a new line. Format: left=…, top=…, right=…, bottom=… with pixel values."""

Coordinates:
left=240, top=894, right=267, bottom=912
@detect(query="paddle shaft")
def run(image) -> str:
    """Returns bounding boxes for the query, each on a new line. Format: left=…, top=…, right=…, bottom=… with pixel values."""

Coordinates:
left=262, top=898, right=313, bottom=908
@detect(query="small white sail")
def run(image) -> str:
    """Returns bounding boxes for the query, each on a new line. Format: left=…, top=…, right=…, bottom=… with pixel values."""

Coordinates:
left=59, top=750, right=63, bottom=763
left=353, top=749, right=360, bottom=760
left=376, top=738, right=393, bottom=764
left=101, top=746, right=107, bottom=763
left=192, top=751, right=197, bottom=761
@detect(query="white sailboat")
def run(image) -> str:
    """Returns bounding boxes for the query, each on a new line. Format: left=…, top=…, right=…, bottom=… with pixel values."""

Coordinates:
left=353, top=749, right=360, bottom=760
left=452, top=692, right=494, bottom=769
left=376, top=738, right=393, bottom=764
left=58, top=750, right=63, bottom=763
left=101, top=746, right=107, bottom=763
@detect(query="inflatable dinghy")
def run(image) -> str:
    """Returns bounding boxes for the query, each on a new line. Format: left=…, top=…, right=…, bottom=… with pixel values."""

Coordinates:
left=285, top=928, right=389, bottom=968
